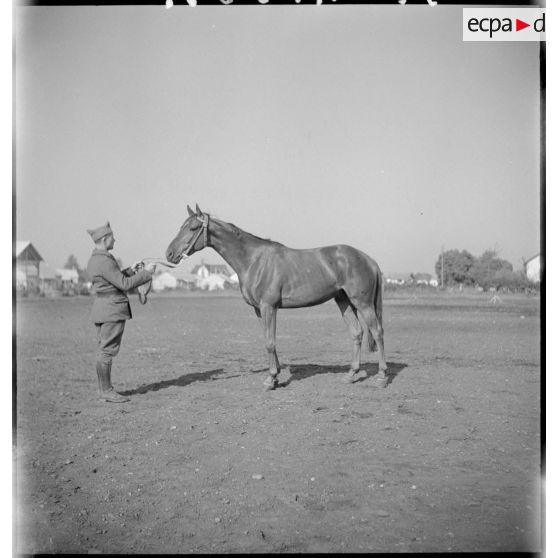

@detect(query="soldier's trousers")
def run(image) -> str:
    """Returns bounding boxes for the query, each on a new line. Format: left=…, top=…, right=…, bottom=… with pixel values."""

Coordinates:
left=95, top=321, right=126, bottom=365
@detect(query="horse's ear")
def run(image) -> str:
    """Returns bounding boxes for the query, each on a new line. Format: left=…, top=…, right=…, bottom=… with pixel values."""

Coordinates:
left=195, top=204, right=202, bottom=215
left=187, top=205, right=195, bottom=217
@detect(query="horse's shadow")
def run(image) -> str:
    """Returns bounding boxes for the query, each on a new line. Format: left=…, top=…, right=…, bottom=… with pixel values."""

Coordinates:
left=120, top=368, right=230, bottom=396
left=121, top=361, right=407, bottom=395
left=271, top=361, right=408, bottom=388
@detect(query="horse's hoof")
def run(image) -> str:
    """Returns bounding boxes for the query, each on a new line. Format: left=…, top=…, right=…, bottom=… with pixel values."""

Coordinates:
left=342, top=371, right=358, bottom=384
left=263, top=378, right=278, bottom=391
left=375, top=376, right=389, bottom=388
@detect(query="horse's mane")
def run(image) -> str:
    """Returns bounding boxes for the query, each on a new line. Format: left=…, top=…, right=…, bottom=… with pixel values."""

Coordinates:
left=211, top=214, right=285, bottom=247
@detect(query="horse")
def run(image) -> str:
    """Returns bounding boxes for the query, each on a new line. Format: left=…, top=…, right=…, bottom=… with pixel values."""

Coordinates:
left=166, top=204, right=387, bottom=391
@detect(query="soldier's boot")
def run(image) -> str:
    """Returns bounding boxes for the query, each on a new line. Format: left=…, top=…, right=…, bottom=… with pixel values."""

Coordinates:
left=96, top=362, right=130, bottom=403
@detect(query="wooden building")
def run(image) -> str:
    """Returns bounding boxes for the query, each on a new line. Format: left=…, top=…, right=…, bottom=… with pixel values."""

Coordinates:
left=15, top=241, right=44, bottom=291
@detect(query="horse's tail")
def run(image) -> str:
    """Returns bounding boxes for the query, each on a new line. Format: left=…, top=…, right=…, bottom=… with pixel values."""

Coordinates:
left=366, top=271, right=383, bottom=352
left=375, top=271, right=383, bottom=326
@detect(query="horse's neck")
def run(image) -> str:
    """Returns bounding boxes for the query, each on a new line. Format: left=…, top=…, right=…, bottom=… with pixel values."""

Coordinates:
left=209, top=218, right=264, bottom=274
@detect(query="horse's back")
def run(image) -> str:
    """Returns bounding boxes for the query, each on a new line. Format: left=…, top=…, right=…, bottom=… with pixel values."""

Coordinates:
left=240, top=243, right=381, bottom=308
left=312, top=244, right=381, bottom=277
left=266, top=244, right=381, bottom=284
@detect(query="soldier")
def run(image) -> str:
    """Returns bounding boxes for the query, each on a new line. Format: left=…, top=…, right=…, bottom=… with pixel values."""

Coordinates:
left=86, top=221, right=155, bottom=403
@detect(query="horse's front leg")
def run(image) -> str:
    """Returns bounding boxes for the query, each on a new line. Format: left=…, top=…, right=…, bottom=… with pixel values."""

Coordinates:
left=258, top=304, right=280, bottom=390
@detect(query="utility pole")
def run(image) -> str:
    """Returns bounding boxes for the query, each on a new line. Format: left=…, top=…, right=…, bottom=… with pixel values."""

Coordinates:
left=441, top=245, right=444, bottom=289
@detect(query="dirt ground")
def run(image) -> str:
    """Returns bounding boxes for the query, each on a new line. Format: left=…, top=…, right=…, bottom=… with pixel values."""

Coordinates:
left=15, top=291, right=541, bottom=554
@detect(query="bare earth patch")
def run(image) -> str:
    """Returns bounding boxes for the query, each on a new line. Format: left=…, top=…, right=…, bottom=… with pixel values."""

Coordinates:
left=15, top=292, right=541, bottom=553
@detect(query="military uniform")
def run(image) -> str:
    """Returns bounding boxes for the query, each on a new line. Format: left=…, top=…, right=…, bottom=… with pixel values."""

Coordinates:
left=87, top=248, right=151, bottom=357
left=86, top=222, right=152, bottom=403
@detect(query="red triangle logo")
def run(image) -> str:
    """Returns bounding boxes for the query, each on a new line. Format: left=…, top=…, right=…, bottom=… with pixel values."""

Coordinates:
left=516, top=19, right=530, bottom=32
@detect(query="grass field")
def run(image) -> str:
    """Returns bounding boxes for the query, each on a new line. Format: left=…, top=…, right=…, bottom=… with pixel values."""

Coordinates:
left=15, top=291, right=541, bottom=553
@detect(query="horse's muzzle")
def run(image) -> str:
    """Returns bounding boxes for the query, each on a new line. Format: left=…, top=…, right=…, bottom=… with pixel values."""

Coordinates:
left=166, top=248, right=178, bottom=263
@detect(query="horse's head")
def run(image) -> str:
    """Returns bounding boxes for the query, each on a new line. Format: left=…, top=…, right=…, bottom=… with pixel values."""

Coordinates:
left=166, top=204, right=209, bottom=264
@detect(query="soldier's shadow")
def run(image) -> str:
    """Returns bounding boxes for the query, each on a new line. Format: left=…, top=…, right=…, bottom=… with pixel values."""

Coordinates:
left=121, top=368, right=231, bottom=395
left=273, top=361, right=408, bottom=388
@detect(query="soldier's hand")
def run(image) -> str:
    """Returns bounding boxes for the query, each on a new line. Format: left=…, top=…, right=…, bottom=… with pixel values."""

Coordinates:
left=145, top=263, right=157, bottom=274
left=131, top=260, right=144, bottom=272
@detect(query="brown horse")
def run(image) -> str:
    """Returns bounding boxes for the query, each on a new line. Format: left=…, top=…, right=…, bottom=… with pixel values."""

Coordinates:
left=166, top=204, right=387, bottom=390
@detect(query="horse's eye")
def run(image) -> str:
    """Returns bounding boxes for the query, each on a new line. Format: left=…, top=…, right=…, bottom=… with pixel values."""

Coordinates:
left=190, top=221, right=200, bottom=231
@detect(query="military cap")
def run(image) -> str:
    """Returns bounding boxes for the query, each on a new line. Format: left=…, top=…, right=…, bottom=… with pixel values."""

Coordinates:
left=87, top=221, right=113, bottom=242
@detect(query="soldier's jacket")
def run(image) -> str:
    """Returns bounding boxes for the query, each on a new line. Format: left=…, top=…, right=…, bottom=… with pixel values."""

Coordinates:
left=86, top=248, right=152, bottom=323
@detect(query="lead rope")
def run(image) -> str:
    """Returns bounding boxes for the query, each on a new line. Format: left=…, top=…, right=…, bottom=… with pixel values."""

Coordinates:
left=139, top=258, right=179, bottom=268
left=136, top=214, right=208, bottom=304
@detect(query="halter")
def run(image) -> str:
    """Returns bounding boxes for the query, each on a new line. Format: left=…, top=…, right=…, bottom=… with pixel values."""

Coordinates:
left=183, top=213, right=210, bottom=257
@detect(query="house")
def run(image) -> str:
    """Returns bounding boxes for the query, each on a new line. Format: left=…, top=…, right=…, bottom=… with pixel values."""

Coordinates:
left=56, top=268, right=79, bottom=284
left=200, top=274, right=228, bottom=291
left=412, top=272, right=438, bottom=287
left=524, top=254, right=541, bottom=283
left=191, top=261, right=237, bottom=290
left=55, top=268, right=80, bottom=294
left=150, top=269, right=199, bottom=292
left=15, top=269, right=27, bottom=290
left=15, top=241, right=44, bottom=291
left=39, top=263, right=58, bottom=295
left=152, top=271, right=178, bottom=292
left=147, top=262, right=238, bottom=292
left=384, top=272, right=408, bottom=286
left=191, top=262, right=232, bottom=279
left=170, top=269, right=198, bottom=290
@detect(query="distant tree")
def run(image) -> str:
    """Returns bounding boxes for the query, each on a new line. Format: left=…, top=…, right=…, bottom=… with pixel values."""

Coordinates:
left=470, top=250, right=513, bottom=290
left=492, top=268, right=530, bottom=291
left=435, top=249, right=475, bottom=287
left=64, top=254, right=80, bottom=270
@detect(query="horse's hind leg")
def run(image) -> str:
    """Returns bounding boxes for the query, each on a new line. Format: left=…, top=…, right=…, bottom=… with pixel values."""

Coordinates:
left=335, top=292, right=363, bottom=384
left=355, top=305, right=388, bottom=387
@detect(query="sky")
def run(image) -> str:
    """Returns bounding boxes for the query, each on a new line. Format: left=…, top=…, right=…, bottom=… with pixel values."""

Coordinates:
left=14, top=4, right=541, bottom=275
left=4, top=5, right=552, bottom=547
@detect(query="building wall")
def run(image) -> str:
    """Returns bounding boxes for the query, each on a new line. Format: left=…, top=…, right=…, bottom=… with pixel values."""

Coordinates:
left=525, top=256, right=540, bottom=283
left=16, top=261, right=41, bottom=290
